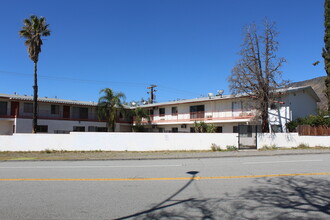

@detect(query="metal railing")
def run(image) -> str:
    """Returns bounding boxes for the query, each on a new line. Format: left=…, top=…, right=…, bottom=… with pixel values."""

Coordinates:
left=137, top=110, right=255, bottom=124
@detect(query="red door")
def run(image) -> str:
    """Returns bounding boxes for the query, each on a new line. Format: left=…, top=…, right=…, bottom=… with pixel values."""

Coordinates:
left=10, top=102, right=19, bottom=117
left=63, top=106, right=70, bottom=119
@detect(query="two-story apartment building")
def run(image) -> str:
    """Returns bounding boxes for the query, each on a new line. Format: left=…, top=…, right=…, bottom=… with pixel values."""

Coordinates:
left=0, top=94, right=132, bottom=135
left=0, top=85, right=320, bottom=135
left=134, top=86, right=320, bottom=133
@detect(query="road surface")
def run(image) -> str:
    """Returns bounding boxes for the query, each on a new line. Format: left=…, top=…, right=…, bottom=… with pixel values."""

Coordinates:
left=0, top=154, right=329, bottom=219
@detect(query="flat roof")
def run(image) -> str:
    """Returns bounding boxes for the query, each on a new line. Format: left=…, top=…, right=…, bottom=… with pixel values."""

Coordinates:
left=0, top=94, right=98, bottom=106
left=0, top=85, right=319, bottom=108
left=137, top=85, right=320, bottom=108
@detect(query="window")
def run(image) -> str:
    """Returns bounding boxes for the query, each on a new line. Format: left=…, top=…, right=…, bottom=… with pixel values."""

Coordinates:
left=159, top=108, right=165, bottom=116
left=171, top=107, right=178, bottom=115
left=0, top=101, right=8, bottom=115
left=24, top=103, right=33, bottom=113
left=190, top=105, right=204, bottom=113
left=190, top=105, right=205, bottom=119
left=171, top=127, right=178, bottom=133
left=97, top=127, right=107, bottom=132
left=36, top=125, right=48, bottom=133
left=51, top=105, right=60, bottom=114
left=216, top=126, right=223, bottom=133
left=72, top=107, right=89, bottom=119
left=271, top=125, right=283, bottom=133
left=73, top=126, right=85, bottom=132
left=270, top=103, right=277, bottom=110
left=80, top=108, right=88, bottom=119
left=88, top=126, right=97, bottom=132
left=233, top=126, right=238, bottom=133
left=232, top=101, right=242, bottom=111
left=87, top=126, right=107, bottom=132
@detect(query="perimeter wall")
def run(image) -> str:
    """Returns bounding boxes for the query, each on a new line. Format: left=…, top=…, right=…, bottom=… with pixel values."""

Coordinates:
left=0, top=132, right=329, bottom=151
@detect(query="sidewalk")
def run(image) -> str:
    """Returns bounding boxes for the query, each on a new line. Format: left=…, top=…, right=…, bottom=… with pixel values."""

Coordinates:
left=114, top=149, right=330, bottom=160
left=1, top=148, right=330, bottom=161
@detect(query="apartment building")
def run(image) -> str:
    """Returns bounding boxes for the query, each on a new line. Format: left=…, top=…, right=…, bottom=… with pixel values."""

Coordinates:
left=0, top=94, right=132, bottom=135
left=0, top=85, right=320, bottom=135
left=134, top=86, right=320, bottom=133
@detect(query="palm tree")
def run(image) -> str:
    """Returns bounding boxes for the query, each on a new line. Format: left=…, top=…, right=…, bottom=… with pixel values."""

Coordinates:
left=19, top=15, right=51, bottom=133
left=132, top=107, right=150, bottom=132
left=97, top=88, right=126, bottom=132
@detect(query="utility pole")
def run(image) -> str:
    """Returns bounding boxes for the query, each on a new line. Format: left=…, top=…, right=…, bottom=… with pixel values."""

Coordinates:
left=147, top=84, right=157, bottom=104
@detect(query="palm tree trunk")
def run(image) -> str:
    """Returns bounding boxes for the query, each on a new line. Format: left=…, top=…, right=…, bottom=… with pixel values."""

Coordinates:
left=32, top=62, right=38, bottom=133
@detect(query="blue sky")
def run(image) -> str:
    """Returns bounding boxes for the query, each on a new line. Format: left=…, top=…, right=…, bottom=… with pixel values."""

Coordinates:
left=0, top=0, right=326, bottom=103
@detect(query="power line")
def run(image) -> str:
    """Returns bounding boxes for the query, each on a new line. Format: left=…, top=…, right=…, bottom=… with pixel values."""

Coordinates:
left=0, top=70, right=149, bottom=87
left=0, top=70, right=202, bottom=97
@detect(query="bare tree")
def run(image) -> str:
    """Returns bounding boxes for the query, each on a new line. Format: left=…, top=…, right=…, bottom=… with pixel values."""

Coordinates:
left=228, top=19, right=288, bottom=132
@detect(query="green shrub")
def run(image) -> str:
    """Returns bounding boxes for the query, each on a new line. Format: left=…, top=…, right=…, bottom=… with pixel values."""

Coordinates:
left=296, top=143, right=310, bottom=149
left=226, top=145, right=238, bottom=151
left=194, top=121, right=216, bottom=133
left=286, top=111, right=330, bottom=131
left=43, top=149, right=53, bottom=154
left=260, top=144, right=278, bottom=150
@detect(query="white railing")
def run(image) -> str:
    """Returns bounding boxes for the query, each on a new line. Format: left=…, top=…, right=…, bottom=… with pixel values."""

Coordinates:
left=139, top=110, right=254, bottom=124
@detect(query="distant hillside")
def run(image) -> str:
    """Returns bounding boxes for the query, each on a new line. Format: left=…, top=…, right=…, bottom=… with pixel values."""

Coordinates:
left=289, top=76, right=327, bottom=110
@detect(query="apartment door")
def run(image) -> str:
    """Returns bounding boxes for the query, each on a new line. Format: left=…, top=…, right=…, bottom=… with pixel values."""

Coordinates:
left=63, top=106, right=70, bottom=119
left=10, top=102, right=19, bottom=117
left=238, top=125, right=257, bottom=149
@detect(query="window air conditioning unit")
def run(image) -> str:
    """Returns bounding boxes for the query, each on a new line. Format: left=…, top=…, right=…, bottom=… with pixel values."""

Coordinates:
left=181, top=124, right=187, bottom=128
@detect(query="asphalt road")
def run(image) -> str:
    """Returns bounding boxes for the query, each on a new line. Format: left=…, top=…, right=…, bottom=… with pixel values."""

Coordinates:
left=0, top=154, right=330, bottom=219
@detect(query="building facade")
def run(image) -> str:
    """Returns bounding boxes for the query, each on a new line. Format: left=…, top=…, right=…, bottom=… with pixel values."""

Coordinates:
left=0, top=86, right=320, bottom=135
left=134, top=86, right=320, bottom=133
left=0, top=94, right=131, bottom=135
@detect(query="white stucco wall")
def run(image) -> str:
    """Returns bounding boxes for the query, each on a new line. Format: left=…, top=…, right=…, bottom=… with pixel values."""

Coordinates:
left=0, top=133, right=238, bottom=151
left=0, top=132, right=329, bottom=152
left=257, top=133, right=330, bottom=148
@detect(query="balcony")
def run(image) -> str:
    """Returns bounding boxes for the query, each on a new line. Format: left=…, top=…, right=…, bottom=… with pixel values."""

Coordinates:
left=18, top=110, right=103, bottom=122
left=137, top=110, right=255, bottom=124
left=15, top=110, right=132, bottom=123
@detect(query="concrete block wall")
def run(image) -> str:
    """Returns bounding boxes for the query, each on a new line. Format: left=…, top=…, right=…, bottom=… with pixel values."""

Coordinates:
left=0, top=133, right=238, bottom=151
left=0, top=133, right=329, bottom=152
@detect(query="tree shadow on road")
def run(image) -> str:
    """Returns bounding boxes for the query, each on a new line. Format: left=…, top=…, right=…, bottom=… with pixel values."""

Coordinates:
left=114, top=171, right=200, bottom=220
left=233, top=176, right=330, bottom=220
left=115, top=175, right=330, bottom=220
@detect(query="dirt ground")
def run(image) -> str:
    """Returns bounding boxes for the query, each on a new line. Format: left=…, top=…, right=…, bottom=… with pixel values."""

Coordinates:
left=1, top=148, right=330, bottom=161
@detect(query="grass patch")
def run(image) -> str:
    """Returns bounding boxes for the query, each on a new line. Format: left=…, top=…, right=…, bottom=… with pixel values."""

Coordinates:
left=8, top=157, right=37, bottom=161
left=294, top=143, right=310, bottom=149
left=226, top=145, right=238, bottom=151
left=259, top=144, right=278, bottom=151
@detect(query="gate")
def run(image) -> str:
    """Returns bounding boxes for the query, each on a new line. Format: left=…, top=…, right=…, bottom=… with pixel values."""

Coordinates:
left=238, top=125, right=258, bottom=149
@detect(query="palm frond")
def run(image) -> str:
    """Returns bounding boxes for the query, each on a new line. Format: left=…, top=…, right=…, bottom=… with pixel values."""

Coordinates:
left=97, top=88, right=126, bottom=132
left=19, top=15, right=51, bottom=63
